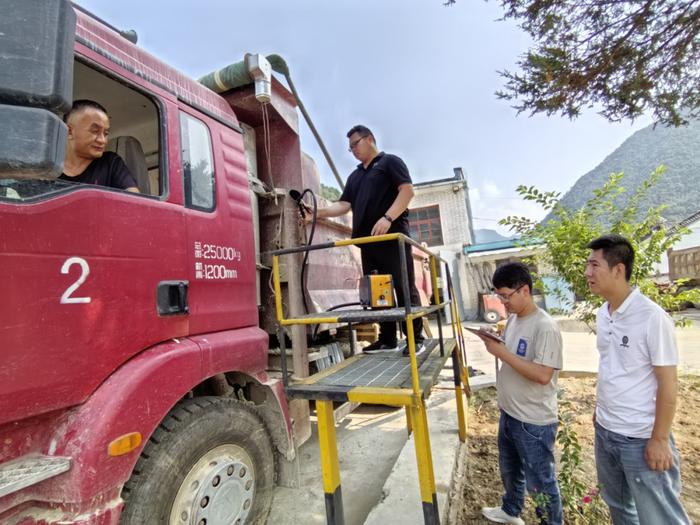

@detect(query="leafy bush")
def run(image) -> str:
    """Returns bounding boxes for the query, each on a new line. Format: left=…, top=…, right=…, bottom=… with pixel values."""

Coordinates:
left=555, top=391, right=609, bottom=524
left=500, top=168, right=700, bottom=330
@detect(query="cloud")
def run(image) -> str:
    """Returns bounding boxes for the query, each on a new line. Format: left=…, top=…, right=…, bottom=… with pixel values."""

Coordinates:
left=483, top=183, right=501, bottom=198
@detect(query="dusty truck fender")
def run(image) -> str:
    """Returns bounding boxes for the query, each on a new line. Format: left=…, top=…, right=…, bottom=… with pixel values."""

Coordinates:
left=25, top=326, right=290, bottom=505
left=192, top=328, right=295, bottom=461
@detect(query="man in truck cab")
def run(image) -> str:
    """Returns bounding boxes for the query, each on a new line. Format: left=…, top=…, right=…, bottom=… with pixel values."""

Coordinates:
left=312, top=124, right=425, bottom=355
left=59, top=99, right=139, bottom=192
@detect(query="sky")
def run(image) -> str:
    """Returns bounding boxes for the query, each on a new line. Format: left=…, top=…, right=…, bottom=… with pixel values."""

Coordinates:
left=75, top=0, right=651, bottom=236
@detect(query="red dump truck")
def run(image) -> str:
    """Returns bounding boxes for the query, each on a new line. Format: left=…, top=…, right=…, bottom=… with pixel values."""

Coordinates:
left=0, top=2, right=401, bottom=523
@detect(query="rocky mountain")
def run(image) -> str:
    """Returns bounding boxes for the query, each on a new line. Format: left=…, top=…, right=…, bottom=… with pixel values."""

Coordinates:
left=558, top=119, right=700, bottom=224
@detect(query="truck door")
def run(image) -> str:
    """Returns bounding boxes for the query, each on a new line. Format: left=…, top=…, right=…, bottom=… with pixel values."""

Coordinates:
left=178, top=110, right=258, bottom=336
left=0, top=61, right=189, bottom=425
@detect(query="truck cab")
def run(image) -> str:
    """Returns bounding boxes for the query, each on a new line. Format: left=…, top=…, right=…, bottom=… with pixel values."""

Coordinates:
left=0, top=2, right=314, bottom=523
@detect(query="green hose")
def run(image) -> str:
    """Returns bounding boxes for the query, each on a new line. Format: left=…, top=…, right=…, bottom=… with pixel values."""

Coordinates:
left=198, top=60, right=250, bottom=92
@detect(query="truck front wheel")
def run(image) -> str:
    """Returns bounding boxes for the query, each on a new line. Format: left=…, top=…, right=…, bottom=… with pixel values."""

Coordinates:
left=121, top=397, right=275, bottom=525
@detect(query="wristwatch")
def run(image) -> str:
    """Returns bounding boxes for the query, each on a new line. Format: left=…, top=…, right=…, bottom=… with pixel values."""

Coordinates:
left=383, top=213, right=393, bottom=223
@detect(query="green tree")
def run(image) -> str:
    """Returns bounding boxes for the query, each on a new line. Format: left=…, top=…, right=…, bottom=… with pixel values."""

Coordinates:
left=494, top=0, right=700, bottom=126
left=500, top=168, right=700, bottom=330
left=444, top=0, right=700, bottom=126
left=319, top=183, right=341, bottom=201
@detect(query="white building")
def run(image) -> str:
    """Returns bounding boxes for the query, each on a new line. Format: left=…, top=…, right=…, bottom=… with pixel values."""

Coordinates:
left=410, top=168, right=475, bottom=318
left=410, top=169, right=554, bottom=320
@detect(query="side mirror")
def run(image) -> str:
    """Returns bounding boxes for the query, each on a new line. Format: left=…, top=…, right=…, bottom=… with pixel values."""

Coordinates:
left=0, top=0, right=76, bottom=179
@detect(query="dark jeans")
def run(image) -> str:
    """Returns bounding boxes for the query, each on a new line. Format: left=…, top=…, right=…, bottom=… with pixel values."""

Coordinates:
left=360, top=240, right=424, bottom=345
left=595, top=422, right=690, bottom=525
left=499, top=410, right=563, bottom=525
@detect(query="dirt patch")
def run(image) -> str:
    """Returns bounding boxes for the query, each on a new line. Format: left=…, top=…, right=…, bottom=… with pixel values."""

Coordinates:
left=456, top=375, right=700, bottom=524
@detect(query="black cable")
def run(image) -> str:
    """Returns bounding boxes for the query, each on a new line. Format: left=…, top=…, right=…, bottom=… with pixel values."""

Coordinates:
left=312, top=302, right=363, bottom=343
left=293, top=188, right=361, bottom=343
left=327, top=301, right=362, bottom=311
left=298, top=188, right=317, bottom=315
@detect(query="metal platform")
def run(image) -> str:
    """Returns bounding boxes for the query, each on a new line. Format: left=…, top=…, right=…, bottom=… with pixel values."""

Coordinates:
left=279, top=304, right=447, bottom=325
left=286, top=339, right=455, bottom=402
left=271, top=233, right=470, bottom=525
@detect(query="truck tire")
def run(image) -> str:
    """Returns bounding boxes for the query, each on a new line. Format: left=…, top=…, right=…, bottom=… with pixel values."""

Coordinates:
left=483, top=309, right=500, bottom=323
left=121, top=397, right=275, bottom=525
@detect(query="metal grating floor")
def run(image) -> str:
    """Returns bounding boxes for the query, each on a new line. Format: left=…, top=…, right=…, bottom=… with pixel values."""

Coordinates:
left=285, top=339, right=457, bottom=401
left=317, top=339, right=438, bottom=388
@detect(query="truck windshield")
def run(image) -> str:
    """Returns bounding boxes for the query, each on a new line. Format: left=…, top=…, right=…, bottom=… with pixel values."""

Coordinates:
left=0, top=178, right=82, bottom=202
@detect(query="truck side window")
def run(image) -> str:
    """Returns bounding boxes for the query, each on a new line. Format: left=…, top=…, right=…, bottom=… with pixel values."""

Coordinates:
left=180, top=113, right=215, bottom=211
left=0, top=60, right=163, bottom=202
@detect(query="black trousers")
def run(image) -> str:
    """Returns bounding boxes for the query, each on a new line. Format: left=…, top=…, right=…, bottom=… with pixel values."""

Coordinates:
left=360, top=240, right=424, bottom=345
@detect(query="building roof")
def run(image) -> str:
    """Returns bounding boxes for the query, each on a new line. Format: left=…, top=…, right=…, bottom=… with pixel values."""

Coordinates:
left=648, top=209, right=700, bottom=240
left=464, top=239, right=518, bottom=254
left=414, top=176, right=463, bottom=188
left=676, top=210, right=700, bottom=230
left=414, top=168, right=466, bottom=189
left=463, top=237, right=542, bottom=255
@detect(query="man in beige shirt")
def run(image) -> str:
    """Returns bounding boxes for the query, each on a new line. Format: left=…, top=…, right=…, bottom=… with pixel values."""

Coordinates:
left=474, top=262, right=563, bottom=525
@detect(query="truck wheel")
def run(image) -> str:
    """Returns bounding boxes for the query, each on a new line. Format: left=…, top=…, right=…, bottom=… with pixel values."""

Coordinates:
left=483, top=309, right=500, bottom=323
left=121, top=397, right=275, bottom=525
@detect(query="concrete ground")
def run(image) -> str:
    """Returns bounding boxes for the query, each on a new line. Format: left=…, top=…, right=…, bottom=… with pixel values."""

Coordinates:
left=269, top=403, right=410, bottom=525
left=268, top=312, right=700, bottom=524
left=268, top=363, right=462, bottom=525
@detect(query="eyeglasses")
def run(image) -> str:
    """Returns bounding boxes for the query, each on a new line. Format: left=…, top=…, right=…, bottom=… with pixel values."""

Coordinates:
left=495, top=284, right=524, bottom=302
left=348, top=136, right=366, bottom=152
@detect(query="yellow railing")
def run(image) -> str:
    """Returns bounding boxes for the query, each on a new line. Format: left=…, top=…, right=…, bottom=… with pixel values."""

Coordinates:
left=270, top=233, right=470, bottom=525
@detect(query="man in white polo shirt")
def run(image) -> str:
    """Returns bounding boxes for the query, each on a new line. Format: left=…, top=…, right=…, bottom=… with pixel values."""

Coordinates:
left=585, top=234, right=690, bottom=525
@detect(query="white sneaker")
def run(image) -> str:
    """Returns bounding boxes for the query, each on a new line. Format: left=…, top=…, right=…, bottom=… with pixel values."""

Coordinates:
left=402, top=340, right=426, bottom=357
left=481, top=506, right=524, bottom=525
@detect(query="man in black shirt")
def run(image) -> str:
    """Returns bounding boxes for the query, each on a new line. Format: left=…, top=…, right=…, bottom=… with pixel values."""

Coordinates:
left=313, top=125, right=425, bottom=354
left=59, top=100, right=138, bottom=192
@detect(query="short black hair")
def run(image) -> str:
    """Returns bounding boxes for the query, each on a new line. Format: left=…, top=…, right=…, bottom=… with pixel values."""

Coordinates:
left=492, top=262, right=533, bottom=292
left=346, top=124, right=375, bottom=142
left=64, top=99, right=108, bottom=123
left=586, top=234, right=635, bottom=281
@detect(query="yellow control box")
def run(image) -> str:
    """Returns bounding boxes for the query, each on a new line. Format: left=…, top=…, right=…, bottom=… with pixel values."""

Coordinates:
left=359, top=274, right=394, bottom=308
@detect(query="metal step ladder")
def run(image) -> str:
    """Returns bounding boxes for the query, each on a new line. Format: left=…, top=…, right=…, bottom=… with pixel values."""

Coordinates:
left=0, top=455, right=71, bottom=498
